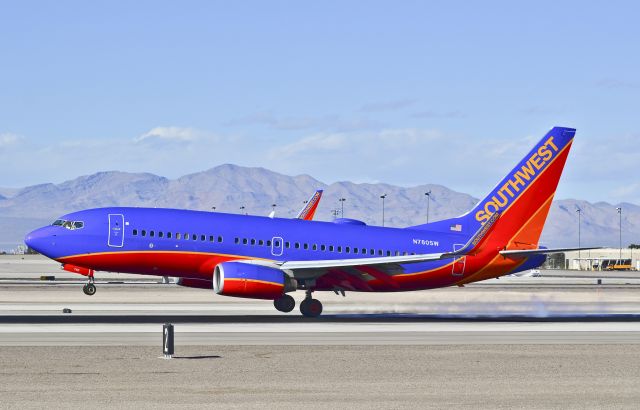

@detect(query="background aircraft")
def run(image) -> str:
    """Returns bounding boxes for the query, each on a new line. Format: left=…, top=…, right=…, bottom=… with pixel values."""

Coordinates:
left=25, top=127, right=591, bottom=317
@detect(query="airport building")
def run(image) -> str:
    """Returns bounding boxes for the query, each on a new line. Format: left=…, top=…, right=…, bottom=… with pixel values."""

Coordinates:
left=563, top=248, right=640, bottom=271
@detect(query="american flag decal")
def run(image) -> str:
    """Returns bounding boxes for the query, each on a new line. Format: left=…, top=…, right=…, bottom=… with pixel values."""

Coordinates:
left=450, top=224, right=462, bottom=232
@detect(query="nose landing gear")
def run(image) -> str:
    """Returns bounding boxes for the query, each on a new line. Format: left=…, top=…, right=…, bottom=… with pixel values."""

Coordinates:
left=82, top=273, right=96, bottom=296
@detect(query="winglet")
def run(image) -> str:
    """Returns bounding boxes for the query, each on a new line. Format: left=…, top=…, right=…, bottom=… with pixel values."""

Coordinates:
left=296, top=190, right=323, bottom=220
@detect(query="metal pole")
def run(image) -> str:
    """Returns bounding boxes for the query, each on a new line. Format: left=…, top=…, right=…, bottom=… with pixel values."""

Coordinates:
left=380, top=194, right=387, bottom=227
left=339, top=198, right=346, bottom=218
left=617, top=207, right=622, bottom=261
left=425, top=191, right=431, bottom=224
left=576, top=207, right=581, bottom=270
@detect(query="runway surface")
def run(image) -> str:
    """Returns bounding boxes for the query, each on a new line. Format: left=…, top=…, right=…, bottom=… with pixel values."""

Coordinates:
left=2, top=256, right=640, bottom=408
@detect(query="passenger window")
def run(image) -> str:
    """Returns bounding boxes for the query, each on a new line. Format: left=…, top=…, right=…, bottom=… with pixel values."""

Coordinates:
left=176, top=233, right=181, bottom=240
left=312, top=244, right=317, bottom=251
left=345, top=246, right=350, bottom=253
left=218, top=236, right=223, bottom=243
left=303, top=243, right=308, bottom=250
left=362, top=248, right=367, bottom=254
left=285, top=242, right=290, bottom=248
left=353, top=248, right=358, bottom=254
left=320, top=245, right=326, bottom=251
left=395, top=251, right=400, bottom=256
left=141, top=230, right=146, bottom=237
left=386, top=251, right=391, bottom=256
left=209, top=235, right=214, bottom=242
left=251, top=239, right=256, bottom=245
left=259, top=239, right=264, bottom=246
left=329, top=245, right=334, bottom=252
left=133, top=229, right=138, bottom=236
left=159, top=231, right=164, bottom=238
left=167, top=232, right=172, bottom=239
left=295, top=242, right=300, bottom=249
left=192, top=234, right=197, bottom=241
left=267, top=240, right=272, bottom=246
left=369, top=249, right=374, bottom=255
left=378, top=250, right=383, bottom=256
left=274, top=240, right=280, bottom=247
left=200, top=235, right=205, bottom=241
left=184, top=233, right=189, bottom=240
left=235, top=237, right=239, bottom=244
left=243, top=238, right=248, bottom=245
left=149, top=231, right=155, bottom=237
left=337, top=246, right=342, bottom=253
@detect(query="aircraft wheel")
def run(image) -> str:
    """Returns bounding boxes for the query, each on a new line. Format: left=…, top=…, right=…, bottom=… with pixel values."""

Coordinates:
left=300, top=298, right=322, bottom=318
left=83, top=283, right=97, bottom=296
left=273, top=294, right=296, bottom=313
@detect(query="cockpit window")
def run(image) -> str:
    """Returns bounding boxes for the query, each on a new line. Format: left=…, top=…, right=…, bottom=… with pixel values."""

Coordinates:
left=52, top=219, right=84, bottom=230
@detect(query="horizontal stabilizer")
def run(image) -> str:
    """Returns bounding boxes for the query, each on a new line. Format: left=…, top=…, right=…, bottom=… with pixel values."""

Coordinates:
left=500, top=246, right=603, bottom=258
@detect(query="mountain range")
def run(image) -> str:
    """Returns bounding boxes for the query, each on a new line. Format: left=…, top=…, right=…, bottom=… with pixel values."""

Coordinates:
left=1, top=164, right=638, bottom=250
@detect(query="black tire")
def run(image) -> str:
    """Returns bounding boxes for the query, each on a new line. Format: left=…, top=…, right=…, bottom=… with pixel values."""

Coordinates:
left=300, top=298, right=322, bottom=317
left=83, top=283, right=96, bottom=296
left=273, top=294, right=295, bottom=313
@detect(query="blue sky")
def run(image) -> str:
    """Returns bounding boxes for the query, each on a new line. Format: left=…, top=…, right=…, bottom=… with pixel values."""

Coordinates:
left=1, top=1, right=639, bottom=203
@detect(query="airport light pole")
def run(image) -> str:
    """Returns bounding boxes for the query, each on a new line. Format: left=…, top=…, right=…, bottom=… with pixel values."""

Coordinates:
left=617, top=207, right=622, bottom=261
left=211, top=206, right=216, bottom=212
left=425, top=191, right=432, bottom=224
left=339, top=198, right=346, bottom=218
left=380, top=194, right=387, bottom=227
left=240, top=205, right=246, bottom=215
left=576, top=206, right=581, bottom=270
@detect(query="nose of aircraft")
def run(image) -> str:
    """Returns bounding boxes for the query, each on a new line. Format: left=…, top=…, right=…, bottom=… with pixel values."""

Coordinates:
left=24, top=227, right=56, bottom=256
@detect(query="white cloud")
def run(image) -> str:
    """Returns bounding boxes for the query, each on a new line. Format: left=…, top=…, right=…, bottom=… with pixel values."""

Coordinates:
left=270, top=128, right=444, bottom=160
left=0, top=133, right=21, bottom=148
left=134, top=126, right=204, bottom=143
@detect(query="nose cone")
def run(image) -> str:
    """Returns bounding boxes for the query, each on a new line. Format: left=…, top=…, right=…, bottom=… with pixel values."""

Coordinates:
left=24, top=227, right=55, bottom=256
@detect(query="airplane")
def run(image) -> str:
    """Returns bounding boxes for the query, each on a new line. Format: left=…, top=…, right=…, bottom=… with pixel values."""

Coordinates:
left=25, top=126, right=593, bottom=317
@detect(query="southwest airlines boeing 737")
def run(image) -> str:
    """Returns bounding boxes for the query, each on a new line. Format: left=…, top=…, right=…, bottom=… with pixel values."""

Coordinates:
left=25, top=127, right=586, bottom=317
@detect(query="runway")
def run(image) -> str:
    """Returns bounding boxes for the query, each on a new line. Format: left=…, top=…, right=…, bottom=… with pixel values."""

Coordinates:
left=2, top=256, right=640, bottom=408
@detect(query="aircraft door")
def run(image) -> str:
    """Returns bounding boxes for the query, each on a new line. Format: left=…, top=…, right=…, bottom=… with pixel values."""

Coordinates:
left=108, top=214, right=125, bottom=247
left=452, top=243, right=465, bottom=276
left=271, top=236, right=284, bottom=257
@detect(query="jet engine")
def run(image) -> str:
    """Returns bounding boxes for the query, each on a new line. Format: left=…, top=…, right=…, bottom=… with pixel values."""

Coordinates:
left=213, top=262, right=295, bottom=299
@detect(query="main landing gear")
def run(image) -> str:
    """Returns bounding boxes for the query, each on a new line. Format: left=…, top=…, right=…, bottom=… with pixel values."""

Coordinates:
left=273, top=294, right=295, bottom=313
left=299, top=290, right=322, bottom=318
left=82, top=273, right=96, bottom=296
left=273, top=291, right=323, bottom=317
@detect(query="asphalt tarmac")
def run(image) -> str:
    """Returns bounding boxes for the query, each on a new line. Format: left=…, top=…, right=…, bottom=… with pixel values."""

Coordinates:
left=2, top=255, right=640, bottom=408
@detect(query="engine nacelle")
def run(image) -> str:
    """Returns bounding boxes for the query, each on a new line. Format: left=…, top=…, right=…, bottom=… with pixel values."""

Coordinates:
left=213, top=262, right=295, bottom=300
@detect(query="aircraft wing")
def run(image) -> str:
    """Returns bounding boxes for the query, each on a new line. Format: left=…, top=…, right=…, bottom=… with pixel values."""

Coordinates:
left=499, top=246, right=602, bottom=258
left=296, top=190, right=323, bottom=220
left=244, top=212, right=499, bottom=282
